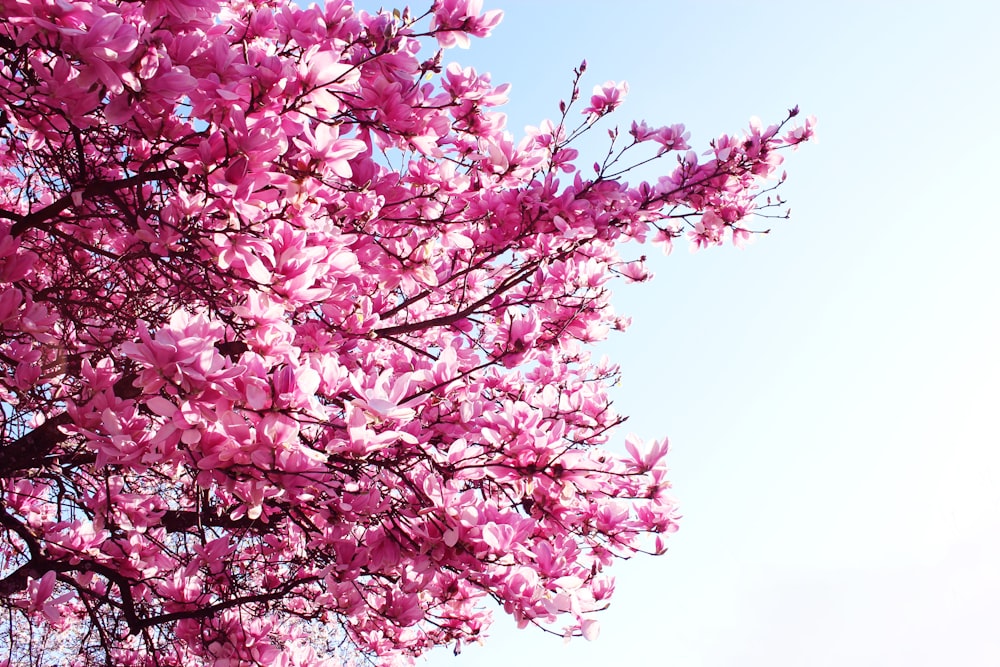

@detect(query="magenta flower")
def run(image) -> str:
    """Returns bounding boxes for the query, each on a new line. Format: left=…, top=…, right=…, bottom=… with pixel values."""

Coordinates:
left=0, top=0, right=811, bottom=662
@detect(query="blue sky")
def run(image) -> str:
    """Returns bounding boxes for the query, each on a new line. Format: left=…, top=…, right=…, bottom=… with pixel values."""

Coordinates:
left=355, top=1, right=1000, bottom=664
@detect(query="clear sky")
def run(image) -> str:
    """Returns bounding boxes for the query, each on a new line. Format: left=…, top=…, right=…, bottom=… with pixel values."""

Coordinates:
left=358, top=1, right=1000, bottom=665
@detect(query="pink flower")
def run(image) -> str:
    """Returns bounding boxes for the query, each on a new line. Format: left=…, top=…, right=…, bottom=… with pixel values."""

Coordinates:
left=0, top=0, right=813, bottom=660
left=784, top=114, right=818, bottom=148
left=24, top=572, right=73, bottom=625
left=624, top=434, right=670, bottom=472
left=431, top=0, right=504, bottom=48
left=350, top=369, right=422, bottom=423
left=293, top=123, right=366, bottom=179
left=583, top=80, right=629, bottom=120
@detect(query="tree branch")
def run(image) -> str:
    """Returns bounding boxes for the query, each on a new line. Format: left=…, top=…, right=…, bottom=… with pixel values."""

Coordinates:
left=0, top=504, right=45, bottom=596
left=375, top=263, right=536, bottom=338
left=8, top=167, right=187, bottom=237
left=0, top=413, right=72, bottom=478
left=0, top=373, right=139, bottom=477
left=160, top=509, right=263, bottom=533
left=131, top=577, right=318, bottom=632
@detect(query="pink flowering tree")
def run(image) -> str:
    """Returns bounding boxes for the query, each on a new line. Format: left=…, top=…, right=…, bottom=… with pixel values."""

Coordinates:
left=0, top=0, right=813, bottom=664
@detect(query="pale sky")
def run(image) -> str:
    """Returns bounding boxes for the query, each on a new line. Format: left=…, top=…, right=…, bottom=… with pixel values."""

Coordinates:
left=354, top=1, right=1000, bottom=665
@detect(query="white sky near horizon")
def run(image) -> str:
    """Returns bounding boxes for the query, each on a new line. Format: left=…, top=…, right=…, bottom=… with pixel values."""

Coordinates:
left=347, top=1, right=1000, bottom=665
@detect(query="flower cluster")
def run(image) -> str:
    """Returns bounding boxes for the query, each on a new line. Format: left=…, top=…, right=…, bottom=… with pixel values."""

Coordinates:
left=0, top=1, right=811, bottom=665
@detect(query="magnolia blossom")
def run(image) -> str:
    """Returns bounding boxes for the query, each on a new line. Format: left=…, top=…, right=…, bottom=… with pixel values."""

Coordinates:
left=0, top=0, right=811, bottom=665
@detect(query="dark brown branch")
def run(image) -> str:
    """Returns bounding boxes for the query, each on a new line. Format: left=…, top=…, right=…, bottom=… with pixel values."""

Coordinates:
left=0, top=560, right=47, bottom=597
left=0, top=504, right=45, bottom=596
left=160, top=509, right=263, bottom=533
left=0, top=504, right=41, bottom=559
left=131, top=576, right=318, bottom=632
left=8, top=167, right=187, bottom=237
left=0, top=373, right=139, bottom=477
left=375, top=263, right=536, bottom=338
left=0, top=413, right=72, bottom=478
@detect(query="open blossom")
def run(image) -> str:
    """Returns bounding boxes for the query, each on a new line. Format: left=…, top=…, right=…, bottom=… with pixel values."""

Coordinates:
left=629, top=121, right=689, bottom=154
left=0, top=0, right=810, bottom=664
left=22, top=572, right=74, bottom=625
left=431, top=0, right=504, bottom=48
left=687, top=209, right=727, bottom=250
left=583, top=80, right=629, bottom=120
left=784, top=114, right=819, bottom=147
left=624, top=434, right=670, bottom=472
left=292, top=123, right=366, bottom=178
